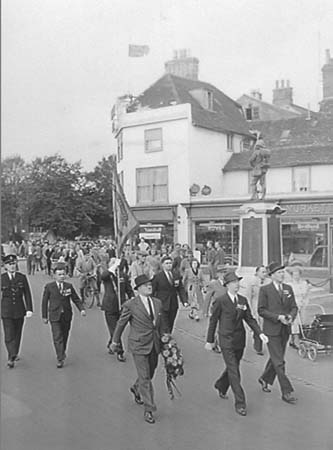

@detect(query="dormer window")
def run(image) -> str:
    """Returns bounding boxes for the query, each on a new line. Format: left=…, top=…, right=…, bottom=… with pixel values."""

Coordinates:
left=189, top=89, right=214, bottom=111
left=207, top=91, right=213, bottom=110
left=245, top=104, right=260, bottom=120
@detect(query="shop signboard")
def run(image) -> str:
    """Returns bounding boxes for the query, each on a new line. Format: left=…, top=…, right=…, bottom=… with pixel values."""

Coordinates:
left=297, top=223, right=320, bottom=231
left=139, top=225, right=164, bottom=240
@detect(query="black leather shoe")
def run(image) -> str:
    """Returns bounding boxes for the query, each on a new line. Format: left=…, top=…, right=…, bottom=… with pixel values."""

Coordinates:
left=57, top=360, right=64, bottom=369
left=117, top=353, right=126, bottom=362
left=144, top=411, right=155, bottom=424
left=130, top=386, right=144, bottom=405
left=7, top=360, right=15, bottom=369
left=258, top=377, right=271, bottom=392
left=214, top=384, right=228, bottom=399
left=282, top=393, right=297, bottom=404
left=235, top=407, right=247, bottom=416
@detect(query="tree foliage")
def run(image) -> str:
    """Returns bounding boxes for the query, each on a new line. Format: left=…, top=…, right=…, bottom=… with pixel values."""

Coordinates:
left=1, top=153, right=117, bottom=241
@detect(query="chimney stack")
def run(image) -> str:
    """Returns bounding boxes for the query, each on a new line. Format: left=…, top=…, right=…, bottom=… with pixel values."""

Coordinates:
left=322, top=49, right=333, bottom=100
left=165, top=49, right=199, bottom=80
left=272, top=79, right=293, bottom=107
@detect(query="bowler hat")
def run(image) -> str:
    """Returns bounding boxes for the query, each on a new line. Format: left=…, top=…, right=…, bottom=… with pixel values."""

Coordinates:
left=223, top=271, right=242, bottom=286
left=267, top=261, right=285, bottom=275
left=134, top=274, right=152, bottom=290
left=54, top=262, right=66, bottom=272
left=3, top=254, right=17, bottom=264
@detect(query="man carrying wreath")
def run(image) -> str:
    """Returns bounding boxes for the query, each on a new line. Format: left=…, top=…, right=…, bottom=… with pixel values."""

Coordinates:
left=110, top=275, right=168, bottom=424
left=205, top=271, right=268, bottom=416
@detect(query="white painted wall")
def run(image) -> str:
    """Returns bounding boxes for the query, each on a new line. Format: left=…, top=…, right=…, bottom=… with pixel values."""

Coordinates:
left=222, top=171, right=249, bottom=197
left=267, top=168, right=292, bottom=194
left=188, top=126, right=244, bottom=199
left=117, top=105, right=191, bottom=206
left=311, top=165, right=333, bottom=191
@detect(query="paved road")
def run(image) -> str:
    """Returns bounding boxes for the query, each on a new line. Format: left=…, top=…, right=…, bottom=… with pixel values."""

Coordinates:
left=1, top=265, right=333, bottom=450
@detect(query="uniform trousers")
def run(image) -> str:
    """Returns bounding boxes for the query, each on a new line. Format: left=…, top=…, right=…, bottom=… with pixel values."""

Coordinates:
left=260, top=326, right=293, bottom=395
left=50, top=314, right=71, bottom=361
left=2, top=317, right=24, bottom=361
left=162, top=308, right=178, bottom=333
left=105, top=312, right=124, bottom=355
left=215, top=347, right=246, bottom=409
left=132, top=347, right=158, bottom=413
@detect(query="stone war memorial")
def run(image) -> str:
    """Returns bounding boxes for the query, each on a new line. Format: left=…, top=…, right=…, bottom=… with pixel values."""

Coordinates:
left=238, top=137, right=285, bottom=278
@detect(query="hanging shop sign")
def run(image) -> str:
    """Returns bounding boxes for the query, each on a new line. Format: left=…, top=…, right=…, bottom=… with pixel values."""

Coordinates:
left=139, top=225, right=164, bottom=240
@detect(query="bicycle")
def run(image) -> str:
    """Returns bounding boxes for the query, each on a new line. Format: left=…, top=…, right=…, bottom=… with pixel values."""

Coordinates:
left=83, top=273, right=100, bottom=309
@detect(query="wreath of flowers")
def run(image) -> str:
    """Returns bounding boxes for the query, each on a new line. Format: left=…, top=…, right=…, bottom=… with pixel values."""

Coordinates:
left=161, top=334, right=184, bottom=399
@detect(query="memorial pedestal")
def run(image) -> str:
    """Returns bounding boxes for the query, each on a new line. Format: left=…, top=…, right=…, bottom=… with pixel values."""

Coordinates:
left=237, top=202, right=285, bottom=277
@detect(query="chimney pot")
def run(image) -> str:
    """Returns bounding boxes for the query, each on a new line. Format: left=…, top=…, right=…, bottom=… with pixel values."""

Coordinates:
left=275, top=80, right=279, bottom=88
left=326, top=49, right=331, bottom=64
left=287, top=79, right=290, bottom=87
left=281, top=79, right=285, bottom=88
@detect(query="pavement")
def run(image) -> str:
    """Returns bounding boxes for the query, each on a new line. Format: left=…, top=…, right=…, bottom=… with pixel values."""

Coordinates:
left=1, top=263, right=333, bottom=450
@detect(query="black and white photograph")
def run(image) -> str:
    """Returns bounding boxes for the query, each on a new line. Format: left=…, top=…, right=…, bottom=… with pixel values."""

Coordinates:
left=2, top=1, right=333, bottom=449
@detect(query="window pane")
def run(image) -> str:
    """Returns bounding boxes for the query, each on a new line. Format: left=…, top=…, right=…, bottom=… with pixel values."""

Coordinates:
left=145, top=128, right=162, bottom=152
left=136, top=166, right=168, bottom=204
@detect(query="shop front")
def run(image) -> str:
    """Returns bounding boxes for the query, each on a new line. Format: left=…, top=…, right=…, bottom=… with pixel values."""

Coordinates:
left=188, top=202, right=241, bottom=266
left=132, top=205, right=176, bottom=248
left=280, top=201, right=333, bottom=274
left=188, top=199, right=333, bottom=274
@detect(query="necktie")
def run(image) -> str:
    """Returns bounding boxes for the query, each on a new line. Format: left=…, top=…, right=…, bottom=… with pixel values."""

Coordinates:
left=167, top=271, right=173, bottom=284
left=147, top=297, right=154, bottom=322
left=278, top=284, right=283, bottom=299
left=234, top=295, right=238, bottom=306
left=59, top=283, right=64, bottom=294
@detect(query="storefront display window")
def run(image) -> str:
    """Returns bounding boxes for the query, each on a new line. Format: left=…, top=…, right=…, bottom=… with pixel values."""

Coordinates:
left=282, top=219, right=328, bottom=268
left=195, top=220, right=239, bottom=265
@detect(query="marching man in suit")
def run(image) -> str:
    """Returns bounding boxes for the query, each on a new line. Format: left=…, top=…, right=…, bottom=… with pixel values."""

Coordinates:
left=110, top=275, right=168, bottom=424
left=1, top=254, right=33, bottom=368
left=205, top=271, right=268, bottom=416
left=152, top=256, right=188, bottom=333
left=42, top=263, right=86, bottom=368
left=258, top=262, right=298, bottom=404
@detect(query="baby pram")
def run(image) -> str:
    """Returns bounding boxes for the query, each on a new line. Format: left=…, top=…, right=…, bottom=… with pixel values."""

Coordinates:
left=298, top=304, right=333, bottom=361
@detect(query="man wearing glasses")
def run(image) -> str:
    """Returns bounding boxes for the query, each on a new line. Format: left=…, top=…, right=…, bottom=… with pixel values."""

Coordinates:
left=1, top=254, right=33, bottom=368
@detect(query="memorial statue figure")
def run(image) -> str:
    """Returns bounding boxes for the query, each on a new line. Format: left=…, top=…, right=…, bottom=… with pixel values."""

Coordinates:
left=249, top=137, right=271, bottom=200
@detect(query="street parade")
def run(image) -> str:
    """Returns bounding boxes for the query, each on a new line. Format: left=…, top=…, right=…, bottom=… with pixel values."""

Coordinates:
left=2, top=1, right=333, bottom=449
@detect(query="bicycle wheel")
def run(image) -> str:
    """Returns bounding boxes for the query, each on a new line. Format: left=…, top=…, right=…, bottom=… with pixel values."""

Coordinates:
left=84, top=285, right=95, bottom=309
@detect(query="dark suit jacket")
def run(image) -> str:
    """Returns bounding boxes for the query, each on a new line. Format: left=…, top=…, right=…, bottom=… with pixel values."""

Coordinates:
left=42, top=281, right=84, bottom=321
left=152, top=270, right=187, bottom=312
left=1, top=272, right=33, bottom=319
left=207, top=292, right=261, bottom=349
left=258, top=282, right=297, bottom=336
left=112, top=295, right=168, bottom=355
left=100, top=270, right=133, bottom=314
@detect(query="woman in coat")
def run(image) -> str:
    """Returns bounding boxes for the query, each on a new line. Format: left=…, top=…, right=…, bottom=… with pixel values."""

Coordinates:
left=183, top=258, right=205, bottom=321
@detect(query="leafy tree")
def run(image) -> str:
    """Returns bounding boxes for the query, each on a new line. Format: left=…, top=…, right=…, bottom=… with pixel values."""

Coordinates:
left=25, top=154, right=94, bottom=239
left=1, top=155, right=27, bottom=240
left=84, top=155, right=115, bottom=236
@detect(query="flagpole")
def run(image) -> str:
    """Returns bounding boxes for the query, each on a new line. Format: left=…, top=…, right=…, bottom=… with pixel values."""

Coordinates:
left=111, top=156, right=122, bottom=312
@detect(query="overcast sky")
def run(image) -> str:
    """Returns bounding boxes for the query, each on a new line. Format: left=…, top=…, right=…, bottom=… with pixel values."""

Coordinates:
left=2, top=0, right=333, bottom=170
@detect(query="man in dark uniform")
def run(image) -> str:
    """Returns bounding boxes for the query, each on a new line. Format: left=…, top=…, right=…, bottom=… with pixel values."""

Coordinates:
left=101, top=257, right=134, bottom=361
left=1, top=254, right=33, bottom=368
left=258, top=261, right=298, bottom=404
left=42, top=263, right=86, bottom=368
left=152, top=256, right=188, bottom=333
left=205, top=271, right=268, bottom=416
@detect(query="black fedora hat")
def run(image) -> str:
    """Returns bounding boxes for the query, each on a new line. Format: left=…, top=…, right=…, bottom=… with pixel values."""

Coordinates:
left=267, top=261, right=285, bottom=275
left=223, top=271, right=242, bottom=286
left=134, top=274, right=152, bottom=290
left=3, top=254, right=17, bottom=264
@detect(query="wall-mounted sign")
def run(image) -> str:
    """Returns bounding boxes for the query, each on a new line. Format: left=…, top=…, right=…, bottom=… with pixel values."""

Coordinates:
left=189, top=183, right=200, bottom=196
left=201, top=185, right=212, bottom=196
left=139, top=225, right=164, bottom=240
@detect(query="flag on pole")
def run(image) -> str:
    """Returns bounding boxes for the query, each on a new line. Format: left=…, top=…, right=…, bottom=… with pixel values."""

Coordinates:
left=111, top=156, right=139, bottom=254
left=128, top=44, right=150, bottom=57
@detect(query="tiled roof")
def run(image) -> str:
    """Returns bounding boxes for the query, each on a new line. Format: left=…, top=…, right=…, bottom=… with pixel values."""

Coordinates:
left=223, top=145, right=333, bottom=171
left=128, top=74, right=252, bottom=136
left=250, top=114, right=333, bottom=148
